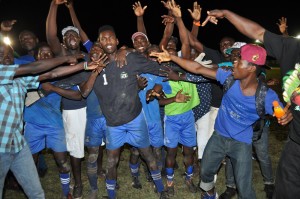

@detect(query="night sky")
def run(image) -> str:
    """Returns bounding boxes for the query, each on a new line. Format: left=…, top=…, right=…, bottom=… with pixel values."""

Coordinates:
left=0, top=0, right=299, bottom=54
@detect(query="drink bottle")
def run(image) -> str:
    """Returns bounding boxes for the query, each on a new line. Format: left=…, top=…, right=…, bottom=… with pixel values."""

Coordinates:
left=273, top=100, right=285, bottom=118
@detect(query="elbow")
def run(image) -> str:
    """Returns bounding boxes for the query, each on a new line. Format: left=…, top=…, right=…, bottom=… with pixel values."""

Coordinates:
left=81, top=89, right=91, bottom=98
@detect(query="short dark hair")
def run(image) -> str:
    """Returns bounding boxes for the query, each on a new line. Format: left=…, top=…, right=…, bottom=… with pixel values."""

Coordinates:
left=98, top=25, right=115, bottom=36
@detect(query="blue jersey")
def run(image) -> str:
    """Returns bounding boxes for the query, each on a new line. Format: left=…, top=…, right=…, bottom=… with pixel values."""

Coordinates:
left=215, top=68, right=280, bottom=144
left=139, top=73, right=171, bottom=123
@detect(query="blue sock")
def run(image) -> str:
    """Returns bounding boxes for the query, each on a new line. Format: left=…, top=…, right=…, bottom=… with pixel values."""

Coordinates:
left=129, top=163, right=139, bottom=177
left=106, top=179, right=116, bottom=199
left=150, top=170, right=164, bottom=192
left=59, top=173, right=70, bottom=196
left=185, top=165, right=194, bottom=180
left=166, top=167, right=174, bottom=182
left=87, top=160, right=98, bottom=190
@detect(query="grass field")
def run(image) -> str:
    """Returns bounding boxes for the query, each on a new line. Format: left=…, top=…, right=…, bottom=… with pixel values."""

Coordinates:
left=3, top=68, right=289, bottom=199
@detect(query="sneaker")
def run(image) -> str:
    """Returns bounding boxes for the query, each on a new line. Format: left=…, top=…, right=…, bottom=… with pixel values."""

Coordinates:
left=145, top=172, right=153, bottom=182
left=73, top=185, right=83, bottom=199
left=88, top=190, right=98, bottom=199
left=158, top=191, right=169, bottom=199
left=264, top=184, right=274, bottom=199
left=131, top=176, right=142, bottom=189
left=185, top=178, right=197, bottom=193
left=166, top=181, right=175, bottom=197
left=219, top=187, right=236, bottom=199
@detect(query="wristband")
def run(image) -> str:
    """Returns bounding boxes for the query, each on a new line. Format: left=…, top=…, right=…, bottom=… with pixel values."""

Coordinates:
left=193, top=20, right=201, bottom=27
left=83, top=62, right=88, bottom=70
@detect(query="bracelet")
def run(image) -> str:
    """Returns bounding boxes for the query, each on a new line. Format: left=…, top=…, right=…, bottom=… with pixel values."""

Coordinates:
left=193, top=20, right=201, bottom=27
left=83, top=62, right=88, bottom=70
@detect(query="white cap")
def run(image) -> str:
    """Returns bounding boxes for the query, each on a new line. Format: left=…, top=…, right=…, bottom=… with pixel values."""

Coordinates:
left=61, top=26, right=79, bottom=36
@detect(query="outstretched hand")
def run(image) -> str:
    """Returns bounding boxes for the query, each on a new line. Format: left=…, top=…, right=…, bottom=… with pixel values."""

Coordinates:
left=202, top=10, right=225, bottom=26
left=168, top=0, right=181, bottom=18
left=133, top=1, right=147, bottom=17
left=187, top=1, right=202, bottom=21
left=150, top=46, right=171, bottom=63
left=175, top=89, right=191, bottom=103
left=89, top=53, right=109, bottom=72
left=159, top=64, right=180, bottom=82
left=277, top=17, right=288, bottom=35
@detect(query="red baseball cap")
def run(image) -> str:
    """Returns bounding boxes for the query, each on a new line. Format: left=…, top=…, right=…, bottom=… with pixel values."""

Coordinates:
left=240, top=44, right=267, bottom=65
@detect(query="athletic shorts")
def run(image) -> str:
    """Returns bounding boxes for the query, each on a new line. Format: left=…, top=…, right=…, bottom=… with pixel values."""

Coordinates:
left=24, top=122, right=67, bottom=154
left=85, top=116, right=106, bottom=147
left=164, top=110, right=196, bottom=148
left=147, top=122, right=164, bottom=148
left=63, top=107, right=87, bottom=158
left=105, top=110, right=150, bottom=150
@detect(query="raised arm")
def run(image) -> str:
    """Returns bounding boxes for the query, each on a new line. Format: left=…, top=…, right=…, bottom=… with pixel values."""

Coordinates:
left=133, top=1, right=148, bottom=35
left=169, top=0, right=190, bottom=59
left=204, top=9, right=266, bottom=42
left=150, top=46, right=217, bottom=79
left=159, top=0, right=175, bottom=50
left=188, top=1, right=202, bottom=37
left=66, top=0, right=89, bottom=43
left=46, top=0, right=64, bottom=56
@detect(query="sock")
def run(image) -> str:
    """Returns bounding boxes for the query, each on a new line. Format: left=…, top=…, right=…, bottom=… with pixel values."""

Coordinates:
left=129, top=163, right=140, bottom=177
left=150, top=170, right=164, bottom=192
left=59, top=173, right=70, bottom=196
left=106, top=179, right=116, bottom=199
left=185, top=165, right=194, bottom=180
left=87, top=160, right=98, bottom=191
left=166, top=167, right=174, bottom=183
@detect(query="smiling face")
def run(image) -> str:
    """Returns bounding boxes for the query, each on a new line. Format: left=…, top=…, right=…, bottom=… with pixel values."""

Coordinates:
left=98, top=30, right=119, bottom=55
left=19, top=31, right=38, bottom=52
left=133, top=35, right=150, bottom=54
left=63, top=30, right=81, bottom=50
left=36, top=46, right=54, bottom=60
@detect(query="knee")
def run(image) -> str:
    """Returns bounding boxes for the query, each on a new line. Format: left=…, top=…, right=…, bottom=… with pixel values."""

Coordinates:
left=57, top=159, right=70, bottom=173
left=106, top=156, right=118, bottom=170
left=130, top=148, right=140, bottom=156
left=88, top=153, right=98, bottom=164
